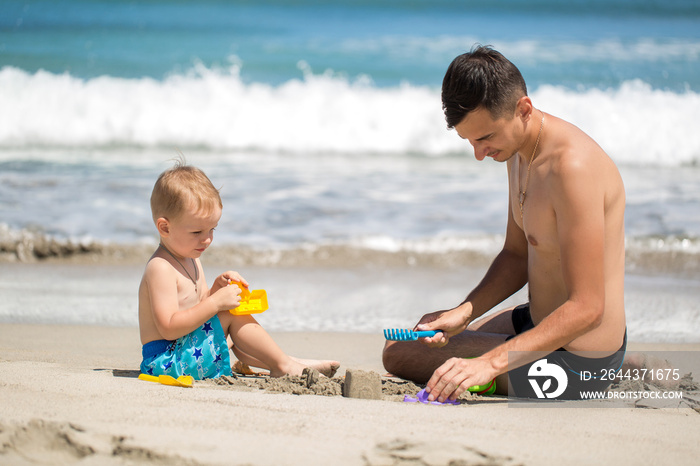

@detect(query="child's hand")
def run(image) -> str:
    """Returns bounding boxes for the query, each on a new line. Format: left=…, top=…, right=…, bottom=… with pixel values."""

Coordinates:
left=209, top=271, right=251, bottom=310
left=211, top=280, right=243, bottom=311
left=211, top=271, right=249, bottom=295
left=220, top=271, right=249, bottom=289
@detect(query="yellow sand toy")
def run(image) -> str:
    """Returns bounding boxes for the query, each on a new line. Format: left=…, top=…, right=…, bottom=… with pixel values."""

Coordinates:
left=228, top=281, right=268, bottom=315
left=138, top=373, right=194, bottom=387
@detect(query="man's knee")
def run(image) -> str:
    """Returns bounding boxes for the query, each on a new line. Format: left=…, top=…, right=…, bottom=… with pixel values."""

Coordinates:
left=384, top=347, right=435, bottom=384
left=382, top=341, right=428, bottom=382
left=382, top=341, right=409, bottom=375
left=382, top=341, right=398, bottom=371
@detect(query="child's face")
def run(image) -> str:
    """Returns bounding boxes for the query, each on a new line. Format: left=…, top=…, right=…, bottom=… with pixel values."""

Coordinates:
left=162, top=203, right=222, bottom=259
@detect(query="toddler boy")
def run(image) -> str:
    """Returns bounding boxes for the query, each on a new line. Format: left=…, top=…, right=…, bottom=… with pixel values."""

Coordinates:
left=139, top=161, right=339, bottom=379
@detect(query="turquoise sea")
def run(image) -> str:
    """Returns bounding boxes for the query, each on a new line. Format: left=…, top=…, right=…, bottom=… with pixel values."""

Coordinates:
left=1, top=0, right=699, bottom=340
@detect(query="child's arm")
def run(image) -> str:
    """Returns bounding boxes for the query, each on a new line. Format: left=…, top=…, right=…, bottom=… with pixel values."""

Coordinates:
left=209, top=270, right=249, bottom=296
left=144, top=259, right=242, bottom=341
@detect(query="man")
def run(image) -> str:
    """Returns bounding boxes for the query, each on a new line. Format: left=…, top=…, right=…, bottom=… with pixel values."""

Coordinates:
left=382, top=46, right=627, bottom=402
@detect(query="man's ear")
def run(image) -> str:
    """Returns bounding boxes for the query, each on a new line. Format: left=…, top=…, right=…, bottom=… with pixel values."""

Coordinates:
left=515, top=96, right=534, bottom=121
left=156, top=217, right=170, bottom=237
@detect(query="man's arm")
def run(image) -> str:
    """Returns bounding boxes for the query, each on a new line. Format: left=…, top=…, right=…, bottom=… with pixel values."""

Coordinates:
left=425, top=149, right=608, bottom=401
left=525, top=147, right=608, bottom=348
left=418, top=196, right=529, bottom=344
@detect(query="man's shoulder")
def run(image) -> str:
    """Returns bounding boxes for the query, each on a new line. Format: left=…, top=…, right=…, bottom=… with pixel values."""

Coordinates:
left=541, top=123, right=621, bottom=207
left=551, top=114, right=605, bottom=152
left=546, top=118, right=610, bottom=175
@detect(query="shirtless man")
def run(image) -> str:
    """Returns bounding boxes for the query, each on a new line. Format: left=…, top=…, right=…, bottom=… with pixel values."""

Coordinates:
left=382, top=46, right=627, bottom=402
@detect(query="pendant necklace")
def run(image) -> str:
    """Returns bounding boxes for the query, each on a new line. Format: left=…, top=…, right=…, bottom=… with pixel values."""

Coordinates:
left=518, top=113, right=545, bottom=220
left=159, top=243, right=199, bottom=293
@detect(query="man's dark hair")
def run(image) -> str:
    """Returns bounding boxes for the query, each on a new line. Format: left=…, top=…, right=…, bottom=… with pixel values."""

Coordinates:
left=441, top=45, right=528, bottom=128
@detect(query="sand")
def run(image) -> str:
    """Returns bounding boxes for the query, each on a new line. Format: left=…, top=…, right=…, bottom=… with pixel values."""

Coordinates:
left=1, top=261, right=700, bottom=465
left=1, top=322, right=700, bottom=466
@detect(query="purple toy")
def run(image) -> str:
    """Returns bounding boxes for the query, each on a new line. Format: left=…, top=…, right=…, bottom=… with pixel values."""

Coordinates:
left=403, top=388, right=459, bottom=405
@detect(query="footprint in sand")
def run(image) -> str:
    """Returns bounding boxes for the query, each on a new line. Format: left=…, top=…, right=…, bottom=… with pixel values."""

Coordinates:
left=364, top=438, right=522, bottom=466
left=0, top=419, right=199, bottom=465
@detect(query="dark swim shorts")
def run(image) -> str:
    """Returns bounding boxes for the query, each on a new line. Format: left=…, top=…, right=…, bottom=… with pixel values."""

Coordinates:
left=506, top=304, right=627, bottom=400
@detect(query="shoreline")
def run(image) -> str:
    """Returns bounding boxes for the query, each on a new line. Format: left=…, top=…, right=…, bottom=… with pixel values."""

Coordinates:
left=2, top=323, right=700, bottom=465
left=2, top=229, right=700, bottom=279
left=2, top=261, right=699, bottom=343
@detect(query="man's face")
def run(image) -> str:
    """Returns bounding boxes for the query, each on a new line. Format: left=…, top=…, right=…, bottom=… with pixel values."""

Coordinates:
left=453, top=106, right=521, bottom=163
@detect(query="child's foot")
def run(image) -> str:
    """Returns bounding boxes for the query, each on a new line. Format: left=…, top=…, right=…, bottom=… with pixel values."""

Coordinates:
left=293, top=357, right=340, bottom=378
left=272, top=358, right=340, bottom=378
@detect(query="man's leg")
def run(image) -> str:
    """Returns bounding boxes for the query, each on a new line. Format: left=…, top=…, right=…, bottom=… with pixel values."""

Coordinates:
left=382, top=306, right=517, bottom=384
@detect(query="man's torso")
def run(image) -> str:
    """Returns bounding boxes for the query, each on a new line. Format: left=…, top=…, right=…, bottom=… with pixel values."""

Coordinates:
left=507, top=114, right=626, bottom=353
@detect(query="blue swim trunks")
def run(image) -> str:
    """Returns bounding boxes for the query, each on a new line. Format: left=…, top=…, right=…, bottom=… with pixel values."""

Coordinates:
left=140, top=315, right=233, bottom=380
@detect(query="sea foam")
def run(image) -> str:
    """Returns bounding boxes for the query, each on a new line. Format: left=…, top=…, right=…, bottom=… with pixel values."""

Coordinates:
left=1, top=65, right=699, bottom=166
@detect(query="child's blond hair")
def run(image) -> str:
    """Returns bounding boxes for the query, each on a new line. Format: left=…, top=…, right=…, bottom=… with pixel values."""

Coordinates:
left=150, top=160, right=222, bottom=223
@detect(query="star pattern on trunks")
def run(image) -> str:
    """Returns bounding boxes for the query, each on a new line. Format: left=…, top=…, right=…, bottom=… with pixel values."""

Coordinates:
left=140, top=315, right=232, bottom=379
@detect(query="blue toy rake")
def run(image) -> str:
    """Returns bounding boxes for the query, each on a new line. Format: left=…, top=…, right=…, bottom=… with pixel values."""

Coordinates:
left=383, top=328, right=439, bottom=341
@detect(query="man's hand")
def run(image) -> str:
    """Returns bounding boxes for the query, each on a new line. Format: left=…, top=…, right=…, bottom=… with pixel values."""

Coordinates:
left=415, top=306, right=471, bottom=347
left=425, top=357, right=495, bottom=402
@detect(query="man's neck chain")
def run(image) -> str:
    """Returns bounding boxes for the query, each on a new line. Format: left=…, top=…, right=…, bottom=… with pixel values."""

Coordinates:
left=518, top=113, right=545, bottom=220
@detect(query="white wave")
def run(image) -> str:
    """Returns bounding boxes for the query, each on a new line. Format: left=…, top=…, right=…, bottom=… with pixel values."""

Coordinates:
left=351, top=234, right=504, bottom=256
left=1, top=65, right=699, bottom=165
left=0, top=63, right=453, bottom=155
left=533, top=80, right=700, bottom=166
left=626, top=235, right=700, bottom=254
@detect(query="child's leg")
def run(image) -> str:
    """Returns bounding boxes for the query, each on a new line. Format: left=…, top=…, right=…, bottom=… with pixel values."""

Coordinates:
left=229, top=334, right=316, bottom=374
left=218, top=312, right=339, bottom=377
left=231, top=344, right=338, bottom=376
left=231, top=345, right=266, bottom=369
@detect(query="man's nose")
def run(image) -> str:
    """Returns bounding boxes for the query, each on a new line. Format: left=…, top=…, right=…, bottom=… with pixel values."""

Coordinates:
left=471, top=141, right=486, bottom=161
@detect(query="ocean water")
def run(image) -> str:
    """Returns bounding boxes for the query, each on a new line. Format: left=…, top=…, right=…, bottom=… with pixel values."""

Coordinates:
left=1, top=0, right=699, bottom=340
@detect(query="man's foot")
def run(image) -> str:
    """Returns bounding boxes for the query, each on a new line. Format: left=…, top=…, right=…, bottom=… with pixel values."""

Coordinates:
left=621, top=352, right=679, bottom=389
